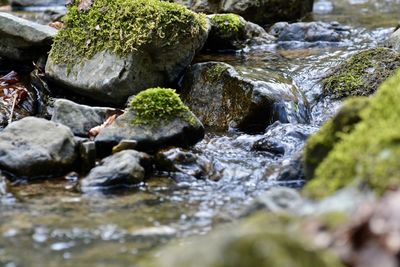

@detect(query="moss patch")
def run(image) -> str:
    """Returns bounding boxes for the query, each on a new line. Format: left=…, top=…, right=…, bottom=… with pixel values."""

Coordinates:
left=303, top=97, right=369, bottom=179
left=323, top=48, right=400, bottom=99
left=50, top=0, right=207, bottom=67
left=210, top=13, right=244, bottom=35
left=304, top=69, right=400, bottom=199
left=129, top=88, right=194, bottom=125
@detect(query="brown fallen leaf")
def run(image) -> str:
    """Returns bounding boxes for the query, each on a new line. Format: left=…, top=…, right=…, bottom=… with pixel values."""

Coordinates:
left=49, top=21, right=64, bottom=30
left=89, top=114, right=117, bottom=139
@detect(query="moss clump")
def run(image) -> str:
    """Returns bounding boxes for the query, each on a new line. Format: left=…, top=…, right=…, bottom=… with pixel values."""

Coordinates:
left=323, top=48, right=400, bottom=99
left=210, top=13, right=244, bottom=35
left=129, top=88, right=193, bottom=125
left=50, top=0, right=207, bottom=67
left=304, top=69, right=400, bottom=199
left=303, top=97, right=369, bottom=179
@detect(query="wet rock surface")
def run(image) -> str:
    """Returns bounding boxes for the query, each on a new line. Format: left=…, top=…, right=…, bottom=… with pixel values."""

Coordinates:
left=0, top=12, right=56, bottom=61
left=0, top=117, right=77, bottom=178
left=385, top=28, right=400, bottom=52
left=81, top=150, right=151, bottom=191
left=181, top=62, right=310, bottom=132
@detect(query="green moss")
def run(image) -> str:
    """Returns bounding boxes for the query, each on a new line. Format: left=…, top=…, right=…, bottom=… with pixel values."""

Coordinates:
left=323, top=48, right=400, bottom=99
left=210, top=13, right=244, bottom=35
left=205, top=62, right=230, bottom=81
left=303, top=97, right=369, bottom=179
left=50, top=0, right=207, bottom=67
left=129, top=87, right=195, bottom=125
left=304, top=69, right=400, bottom=199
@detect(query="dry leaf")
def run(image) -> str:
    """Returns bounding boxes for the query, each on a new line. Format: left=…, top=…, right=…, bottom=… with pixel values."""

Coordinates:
left=49, top=21, right=64, bottom=30
left=89, top=114, right=117, bottom=139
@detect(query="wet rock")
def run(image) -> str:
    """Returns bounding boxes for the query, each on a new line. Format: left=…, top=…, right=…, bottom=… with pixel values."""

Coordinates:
left=205, top=14, right=274, bottom=51
left=81, top=150, right=151, bottom=191
left=304, top=69, right=400, bottom=199
left=11, top=0, right=65, bottom=8
left=276, top=153, right=305, bottom=181
left=0, top=173, right=9, bottom=197
left=0, top=12, right=57, bottom=61
left=384, top=28, right=400, bottom=52
left=139, top=212, right=343, bottom=267
left=95, top=88, right=204, bottom=154
left=181, top=62, right=310, bottom=133
left=155, top=148, right=219, bottom=180
left=189, top=0, right=314, bottom=25
left=269, top=21, right=350, bottom=47
left=323, top=48, right=400, bottom=99
left=78, top=140, right=96, bottom=173
left=303, top=97, right=369, bottom=179
left=51, top=99, right=122, bottom=137
left=45, top=0, right=209, bottom=105
left=253, top=139, right=285, bottom=156
left=0, top=117, right=77, bottom=178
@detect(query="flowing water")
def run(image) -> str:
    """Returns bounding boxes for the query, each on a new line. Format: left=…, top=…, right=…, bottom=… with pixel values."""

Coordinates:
left=0, top=1, right=399, bottom=266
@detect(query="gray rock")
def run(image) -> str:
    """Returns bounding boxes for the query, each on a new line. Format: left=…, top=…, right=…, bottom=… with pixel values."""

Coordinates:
left=0, top=173, right=9, bottom=197
left=180, top=62, right=310, bottom=132
left=45, top=23, right=209, bottom=105
left=78, top=140, right=96, bottom=173
left=51, top=98, right=122, bottom=137
left=190, top=0, right=314, bottom=25
left=11, top=0, right=65, bottom=7
left=385, top=29, right=400, bottom=52
left=95, top=109, right=205, bottom=154
left=0, top=12, right=57, bottom=61
left=0, top=117, right=77, bottom=178
left=81, top=150, right=151, bottom=191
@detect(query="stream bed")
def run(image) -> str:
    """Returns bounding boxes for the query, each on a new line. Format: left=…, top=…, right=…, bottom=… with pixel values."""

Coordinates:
left=1, top=0, right=400, bottom=266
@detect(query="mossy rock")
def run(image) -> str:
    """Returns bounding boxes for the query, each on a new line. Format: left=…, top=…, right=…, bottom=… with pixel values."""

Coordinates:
left=304, top=69, right=400, bottom=199
left=303, top=97, right=369, bottom=179
left=46, top=0, right=209, bottom=105
left=139, top=212, right=344, bottom=267
left=323, top=47, right=400, bottom=99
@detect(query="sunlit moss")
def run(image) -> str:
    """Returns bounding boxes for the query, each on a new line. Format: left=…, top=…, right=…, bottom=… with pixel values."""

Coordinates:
left=210, top=13, right=245, bottom=35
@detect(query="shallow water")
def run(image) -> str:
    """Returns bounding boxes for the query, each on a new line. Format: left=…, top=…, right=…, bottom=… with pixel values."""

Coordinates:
left=1, top=0, right=400, bottom=266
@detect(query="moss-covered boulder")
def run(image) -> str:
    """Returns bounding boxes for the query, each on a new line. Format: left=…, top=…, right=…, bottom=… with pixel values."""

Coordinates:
left=323, top=48, right=400, bottom=99
left=45, top=0, right=209, bottom=105
left=303, top=97, right=369, bottom=179
left=139, top=212, right=343, bottom=267
left=180, top=62, right=310, bottom=132
left=95, top=88, right=204, bottom=154
left=304, top=69, right=400, bottom=199
left=189, top=0, right=314, bottom=25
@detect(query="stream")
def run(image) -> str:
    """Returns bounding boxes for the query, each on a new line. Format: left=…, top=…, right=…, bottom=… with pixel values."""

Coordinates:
left=0, top=0, right=400, bottom=266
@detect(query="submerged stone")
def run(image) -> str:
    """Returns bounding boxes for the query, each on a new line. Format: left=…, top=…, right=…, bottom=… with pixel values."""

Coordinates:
left=181, top=62, right=310, bottom=132
left=304, top=69, right=400, bottom=198
left=45, top=0, right=209, bottom=105
left=0, top=117, right=77, bottom=178
left=323, top=47, right=400, bottom=99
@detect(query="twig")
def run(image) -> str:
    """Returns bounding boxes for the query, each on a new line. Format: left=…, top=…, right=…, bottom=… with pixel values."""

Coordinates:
left=8, top=94, right=17, bottom=125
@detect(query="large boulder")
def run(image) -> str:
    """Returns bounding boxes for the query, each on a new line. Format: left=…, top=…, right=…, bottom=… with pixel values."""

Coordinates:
left=385, top=28, right=400, bottom=52
left=189, top=0, right=314, bottom=25
left=180, top=62, right=310, bottom=132
left=81, top=150, right=151, bottom=191
left=0, top=12, right=57, bottom=61
left=95, top=88, right=204, bottom=153
left=304, top=69, right=400, bottom=199
left=51, top=98, right=122, bottom=137
left=323, top=48, right=400, bottom=99
left=45, top=0, right=209, bottom=106
left=0, top=117, right=78, bottom=178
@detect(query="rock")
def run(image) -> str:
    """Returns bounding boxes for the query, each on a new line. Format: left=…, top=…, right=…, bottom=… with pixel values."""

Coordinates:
left=80, top=150, right=151, bottom=191
left=51, top=99, right=122, bottom=137
left=0, top=117, right=77, bottom=178
left=204, top=14, right=274, bottom=51
left=45, top=0, right=209, bottom=105
left=189, top=0, right=314, bottom=25
left=323, top=48, right=400, bottom=99
left=0, top=12, right=57, bottom=61
left=181, top=62, right=309, bottom=132
left=303, top=97, right=369, bottom=180
left=95, top=88, right=204, bottom=154
left=269, top=21, right=350, bottom=47
left=181, top=62, right=310, bottom=133
left=0, top=172, right=9, bottom=197
left=304, top=69, right=400, bottom=199
left=139, top=212, right=343, bottom=267
left=11, top=0, right=65, bottom=8
left=78, top=140, right=96, bottom=173
left=385, top=28, right=400, bottom=52
left=155, top=148, right=219, bottom=180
